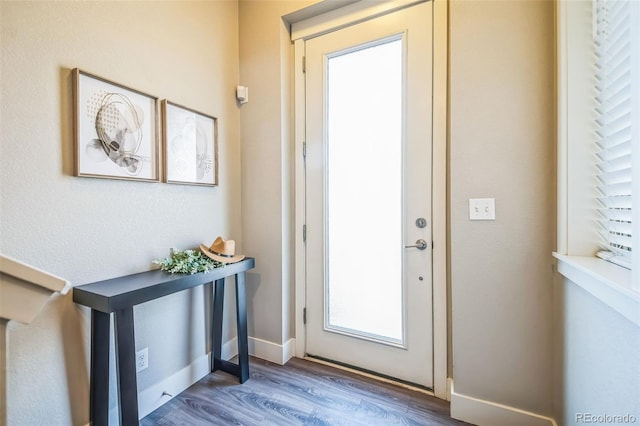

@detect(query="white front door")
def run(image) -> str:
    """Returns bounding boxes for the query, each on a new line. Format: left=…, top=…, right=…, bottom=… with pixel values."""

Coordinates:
left=304, top=2, right=434, bottom=388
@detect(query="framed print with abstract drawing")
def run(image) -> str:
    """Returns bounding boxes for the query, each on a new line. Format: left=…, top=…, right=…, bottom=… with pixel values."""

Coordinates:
left=162, top=100, right=218, bottom=186
left=73, top=68, right=160, bottom=181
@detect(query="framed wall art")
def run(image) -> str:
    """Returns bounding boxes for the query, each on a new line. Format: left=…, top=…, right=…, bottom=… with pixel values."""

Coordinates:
left=162, top=100, right=218, bottom=186
left=73, top=68, right=160, bottom=182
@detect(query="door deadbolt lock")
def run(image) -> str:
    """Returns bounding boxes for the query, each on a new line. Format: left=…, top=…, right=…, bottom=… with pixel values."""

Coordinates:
left=415, top=218, right=427, bottom=228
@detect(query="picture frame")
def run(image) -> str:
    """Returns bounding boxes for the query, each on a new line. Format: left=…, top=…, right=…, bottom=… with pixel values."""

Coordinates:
left=73, top=68, right=160, bottom=182
left=162, top=100, right=218, bottom=186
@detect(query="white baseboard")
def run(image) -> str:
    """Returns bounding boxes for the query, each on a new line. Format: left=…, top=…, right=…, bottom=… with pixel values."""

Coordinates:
left=225, top=335, right=295, bottom=365
left=249, top=336, right=295, bottom=365
left=282, top=338, right=296, bottom=364
left=106, top=353, right=212, bottom=425
left=222, top=336, right=239, bottom=361
left=450, top=381, right=557, bottom=426
left=138, top=353, right=211, bottom=419
left=121, top=336, right=296, bottom=422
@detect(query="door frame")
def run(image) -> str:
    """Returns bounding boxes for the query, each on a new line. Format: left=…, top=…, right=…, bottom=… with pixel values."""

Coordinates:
left=290, top=0, right=449, bottom=400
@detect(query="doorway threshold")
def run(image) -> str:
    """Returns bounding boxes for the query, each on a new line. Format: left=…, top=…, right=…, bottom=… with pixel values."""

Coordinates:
left=304, top=354, right=435, bottom=396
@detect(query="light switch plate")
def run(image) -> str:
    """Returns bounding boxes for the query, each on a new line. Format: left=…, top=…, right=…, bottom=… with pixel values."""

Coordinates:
left=469, top=198, right=495, bottom=220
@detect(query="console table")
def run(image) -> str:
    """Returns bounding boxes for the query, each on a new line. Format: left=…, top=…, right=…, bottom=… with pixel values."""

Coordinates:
left=73, top=257, right=255, bottom=426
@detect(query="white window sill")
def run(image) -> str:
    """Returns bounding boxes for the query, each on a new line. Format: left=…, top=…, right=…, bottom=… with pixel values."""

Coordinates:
left=553, top=253, right=640, bottom=327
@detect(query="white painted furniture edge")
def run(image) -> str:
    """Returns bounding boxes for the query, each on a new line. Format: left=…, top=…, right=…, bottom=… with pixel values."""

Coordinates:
left=0, top=253, right=71, bottom=324
left=0, top=254, right=70, bottom=294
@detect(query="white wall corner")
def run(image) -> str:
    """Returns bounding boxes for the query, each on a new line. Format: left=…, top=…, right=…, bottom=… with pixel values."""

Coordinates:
left=450, top=381, right=557, bottom=426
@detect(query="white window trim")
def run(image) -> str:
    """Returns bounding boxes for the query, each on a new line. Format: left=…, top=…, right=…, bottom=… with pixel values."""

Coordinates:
left=553, top=253, right=639, bottom=327
left=556, top=0, right=639, bottom=321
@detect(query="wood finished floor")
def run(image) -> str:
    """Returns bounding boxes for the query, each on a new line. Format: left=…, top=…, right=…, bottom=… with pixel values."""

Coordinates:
left=141, top=357, right=473, bottom=426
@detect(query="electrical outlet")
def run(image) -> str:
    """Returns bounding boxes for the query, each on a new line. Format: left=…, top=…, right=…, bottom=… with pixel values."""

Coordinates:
left=136, top=347, right=148, bottom=372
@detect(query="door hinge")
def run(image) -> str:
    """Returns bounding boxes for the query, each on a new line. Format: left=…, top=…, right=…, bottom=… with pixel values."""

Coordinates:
left=303, top=224, right=307, bottom=242
left=302, top=56, right=306, bottom=73
left=432, top=241, right=434, bottom=250
left=303, top=307, right=307, bottom=324
left=303, top=141, right=306, bottom=159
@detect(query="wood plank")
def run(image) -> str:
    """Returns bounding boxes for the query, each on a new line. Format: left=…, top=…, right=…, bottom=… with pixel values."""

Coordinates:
left=142, top=357, right=474, bottom=425
left=73, top=258, right=255, bottom=313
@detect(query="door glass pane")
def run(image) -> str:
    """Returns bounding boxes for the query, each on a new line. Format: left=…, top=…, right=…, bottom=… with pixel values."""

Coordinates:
left=326, top=37, right=403, bottom=343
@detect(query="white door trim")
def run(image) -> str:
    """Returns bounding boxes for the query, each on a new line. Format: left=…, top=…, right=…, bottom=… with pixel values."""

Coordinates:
left=292, top=0, right=449, bottom=401
left=431, top=0, right=449, bottom=401
left=294, top=36, right=307, bottom=361
left=288, top=0, right=428, bottom=41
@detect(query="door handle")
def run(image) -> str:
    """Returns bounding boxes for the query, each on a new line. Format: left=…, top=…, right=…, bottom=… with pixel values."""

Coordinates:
left=405, top=239, right=428, bottom=250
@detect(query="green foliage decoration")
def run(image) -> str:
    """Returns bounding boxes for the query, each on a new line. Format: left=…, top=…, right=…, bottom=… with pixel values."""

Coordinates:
left=153, top=248, right=225, bottom=274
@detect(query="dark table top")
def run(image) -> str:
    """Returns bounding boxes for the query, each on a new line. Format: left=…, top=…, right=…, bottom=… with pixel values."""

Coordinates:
left=73, top=257, right=255, bottom=313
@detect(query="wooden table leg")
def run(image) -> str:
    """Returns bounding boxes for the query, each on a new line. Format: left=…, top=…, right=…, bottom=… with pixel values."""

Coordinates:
left=235, top=272, right=250, bottom=383
left=211, top=274, right=250, bottom=383
left=90, top=310, right=110, bottom=426
left=114, top=307, right=139, bottom=425
left=212, top=278, right=225, bottom=373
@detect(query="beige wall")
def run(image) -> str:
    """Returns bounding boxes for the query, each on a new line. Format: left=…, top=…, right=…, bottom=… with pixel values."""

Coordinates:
left=1, top=0, right=564, bottom=423
left=449, top=0, right=556, bottom=417
left=238, top=0, right=315, bottom=347
left=240, top=0, right=558, bottom=420
left=0, top=1, right=240, bottom=424
left=554, top=277, right=640, bottom=425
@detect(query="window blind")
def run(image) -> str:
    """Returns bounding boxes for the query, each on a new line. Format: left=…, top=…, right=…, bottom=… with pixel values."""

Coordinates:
left=594, top=0, right=637, bottom=269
